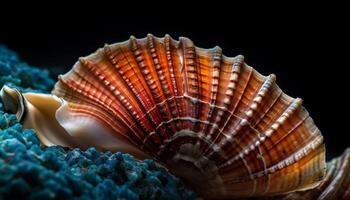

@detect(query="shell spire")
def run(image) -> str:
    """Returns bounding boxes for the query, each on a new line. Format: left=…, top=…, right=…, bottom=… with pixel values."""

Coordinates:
left=0, top=34, right=326, bottom=199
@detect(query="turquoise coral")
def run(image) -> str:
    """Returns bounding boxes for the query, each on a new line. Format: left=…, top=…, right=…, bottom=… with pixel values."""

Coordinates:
left=0, top=45, right=196, bottom=200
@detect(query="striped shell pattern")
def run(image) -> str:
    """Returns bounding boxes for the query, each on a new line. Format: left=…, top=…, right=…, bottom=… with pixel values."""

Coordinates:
left=0, top=34, right=328, bottom=199
left=51, top=34, right=326, bottom=199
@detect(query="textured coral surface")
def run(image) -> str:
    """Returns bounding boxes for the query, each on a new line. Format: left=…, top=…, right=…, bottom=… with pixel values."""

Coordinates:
left=0, top=45, right=196, bottom=200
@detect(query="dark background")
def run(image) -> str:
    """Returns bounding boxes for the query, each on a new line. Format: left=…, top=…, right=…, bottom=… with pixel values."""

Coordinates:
left=0, top=6, right=348, bottom=160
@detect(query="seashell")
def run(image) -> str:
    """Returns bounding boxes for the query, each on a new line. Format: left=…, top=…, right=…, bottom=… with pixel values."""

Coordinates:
left=0, top=34, right=326, bottom=199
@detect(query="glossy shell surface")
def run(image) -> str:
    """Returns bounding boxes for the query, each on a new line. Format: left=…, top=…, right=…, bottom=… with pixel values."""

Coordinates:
left=0, top=35, right=326, bottom=199
left=52, top=34, right=326, bottom=199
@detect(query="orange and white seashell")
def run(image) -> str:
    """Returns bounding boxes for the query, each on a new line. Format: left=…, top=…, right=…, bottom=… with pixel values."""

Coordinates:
left=0, top=34, right=326, bottom=199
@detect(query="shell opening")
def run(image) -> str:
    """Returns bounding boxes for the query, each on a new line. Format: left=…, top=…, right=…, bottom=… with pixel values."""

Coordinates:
left=0, top=85, right=26, bottom=120
left=0, top=85, right=150, bottom=159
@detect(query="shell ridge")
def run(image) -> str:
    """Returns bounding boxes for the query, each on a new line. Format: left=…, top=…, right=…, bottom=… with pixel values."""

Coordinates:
left=56, top=75, right=146, bottom=146
left=154, top=35, right=181, bottom=134
left=204, top=71, right=296, bottom=196
left=192, top=48, right=204, bottom=133
left=164, top=34, right=179, bottom=96
left=216, top=96, right=293, bottom=171
left=78, top=57, right=154, bottom=138
left=177, top=37, right=188, bottom=95
left=179, top=37, right=200, bottom=130
left=212, top=84, right=310, bottom=191
left=205, top=56, right=235, bottom=134
left=102, top=46, right=159, bottom=137
left=221, top=134, right=323, bottom=184
left=228, top=65, right=254, bottom=113
left=201, top=46, right=222, bottom=137
left=200, top=56, right=243, bottom=158
left=176, top=38, right=187, bottom=130
left=64, top=68, right=128, bottom=120
left=244, top=74, right=277, bottom=124
left=146, top=34, right=177, bottom=136
left=171, top=36, right=187, bottom=130
left=117, top=45, right=158, bottom=112
left=129, top=36, right=170, bottom=145
left=73, top=60, right=156, bottom=148
left=251, top=88, right=284, bottom=131
left=203, top=62, right=252, bottom=156
left=111, top=45, right=164, bottom=134
left=218, top=98, right=304, bottom=171
left=128, top=36, right=162, bottom=112
left=57, top=69, right=121, bottom=122
left=207, top=74, right=277, bottom=161
left=142, top=95, right=253, bottom=146
left=267, top=100, right=305, bottom=148
left=78, top=57, right=163, bottom=156
left=164, top=34, right=181, bottom=132
left=260, top=99, right=310, bottom=169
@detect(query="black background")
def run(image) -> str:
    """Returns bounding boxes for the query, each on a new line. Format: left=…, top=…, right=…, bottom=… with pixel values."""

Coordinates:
left=0, top=5, right=348, bottom=160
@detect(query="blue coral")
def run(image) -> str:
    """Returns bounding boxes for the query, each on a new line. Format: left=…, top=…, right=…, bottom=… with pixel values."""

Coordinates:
left=0, top=45, right=196, bottom=200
